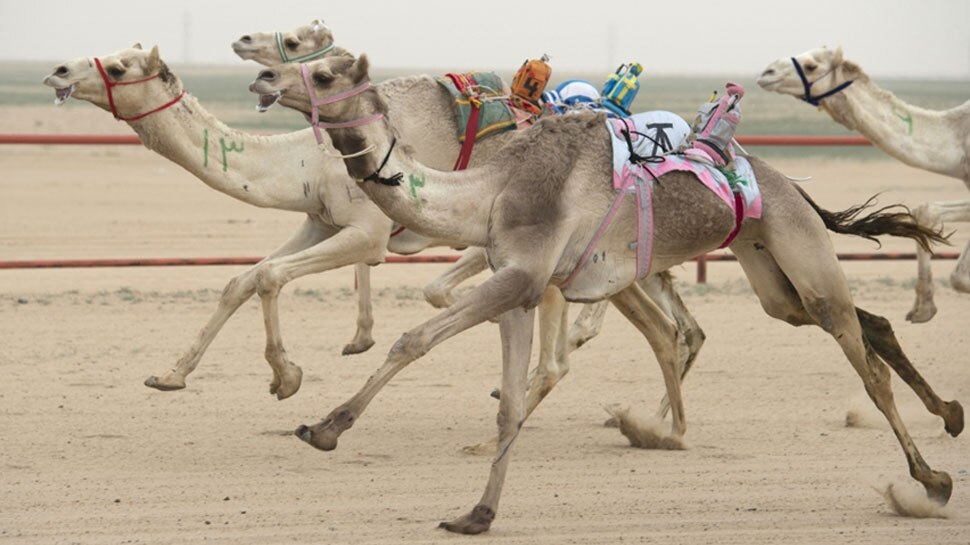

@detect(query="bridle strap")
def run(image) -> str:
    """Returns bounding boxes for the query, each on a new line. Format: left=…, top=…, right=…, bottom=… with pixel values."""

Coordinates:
left=791, top=57, right=854, bottom=107
left=299, top=63, right=383, bottom=144
left=94, top=57, right=185, bottom=121
left=275, top=32, right=336, bottom=63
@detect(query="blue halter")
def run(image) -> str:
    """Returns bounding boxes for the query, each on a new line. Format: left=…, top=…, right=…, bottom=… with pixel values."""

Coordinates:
left=791, top=57, right=854, bottom=106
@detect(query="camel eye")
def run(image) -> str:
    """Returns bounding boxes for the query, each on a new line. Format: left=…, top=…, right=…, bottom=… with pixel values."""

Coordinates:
left=285, top=39, right=299, bottom=51
left=107, top=66, right=126, bottom=78
left=313, top=73, right=333, bottom=86
left=803, top=63, right=818, bottom=72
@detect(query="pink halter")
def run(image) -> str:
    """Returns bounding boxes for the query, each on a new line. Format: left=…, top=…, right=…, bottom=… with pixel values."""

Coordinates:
left=299, top=63, right=383, bottom=144
left=94, top=57, right=185, bottom=121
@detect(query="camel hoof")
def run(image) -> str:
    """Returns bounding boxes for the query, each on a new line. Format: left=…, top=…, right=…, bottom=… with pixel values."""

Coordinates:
left=950, top=272, right=970, bottom=293
left=922, top=471, right=953, bottom=506
left=943, top=400, right=964, bottom=437
left=423, top=290, right=454, bottom=309
left=294, top=408, right=356, bottom=451
left=341, top=339, right=375, bottom=356
left=438, top=505, right=495, bottom=535
left=270, top=364, right=303, bottom=400
left=144, top=374, right=186, bottom=391
left=905, top=304, right=937, bottom=324
left=490, top=388, right=501, bottom=400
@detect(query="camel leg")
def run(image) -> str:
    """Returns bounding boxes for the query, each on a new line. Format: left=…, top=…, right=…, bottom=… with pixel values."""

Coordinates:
left=342, top=262, right=375, bottom=355
left=639, top=272, right=706, bottom=419
left=466, top=286, right=569, bottom=454
left=439, top=306, right=535, bottom=534
left=567, top=301, right=609, bottom=351
left=907, top=199, right=970, bottom=322
left=255, top=225, right=385, bottom=399
left=609, top=283, right=688, bottom=438
left=144, top=216, right=331, bottom=391
left=734, top=233, right=954, bottom=504
left=295, top=265, right=548, bottom=451
left=423, top=247, right=489, bottom=308
left=855, top=308, right=964, bottom=436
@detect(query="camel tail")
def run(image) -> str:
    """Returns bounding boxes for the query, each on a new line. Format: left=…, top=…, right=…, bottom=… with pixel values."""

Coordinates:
left=793, top=184, right=949, bottom=252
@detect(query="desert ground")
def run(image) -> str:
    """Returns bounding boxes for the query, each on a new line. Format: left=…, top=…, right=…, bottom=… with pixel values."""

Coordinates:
left=1, top=105, right=969, bottom=544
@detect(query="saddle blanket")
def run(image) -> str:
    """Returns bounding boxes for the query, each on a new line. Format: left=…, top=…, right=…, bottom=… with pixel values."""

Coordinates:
left=436, top=72, right=516, bottom=142
left=608, top=115, right=762, bottom=220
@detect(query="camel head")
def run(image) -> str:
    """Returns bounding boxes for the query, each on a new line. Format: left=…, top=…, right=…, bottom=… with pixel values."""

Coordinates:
left=249, top=53, right=372, bottom=119
left=42, top=44, right=183, bottom=119
left=757, top=46, right=862, bottom=105
left=232, top=19, right=337, bottom=66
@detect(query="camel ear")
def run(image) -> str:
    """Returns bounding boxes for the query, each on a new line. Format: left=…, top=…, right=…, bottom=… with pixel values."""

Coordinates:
left=146, top=45, right=161, bottom=71
left=350, top=54, right=370, bottom=84
left=132, top=42, right=143, bottom=50
left=832, top=46, right=844, bottom=67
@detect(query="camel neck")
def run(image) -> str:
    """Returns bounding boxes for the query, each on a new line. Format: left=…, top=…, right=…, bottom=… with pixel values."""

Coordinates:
left=333, top=122, right=496, bottom=247
left=125, top=94, right=324, bottom=211
left=821, top=78, right=966, bottom=179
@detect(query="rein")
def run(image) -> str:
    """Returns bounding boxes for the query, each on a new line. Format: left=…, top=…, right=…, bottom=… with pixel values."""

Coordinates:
left=94, top=57, right=186, bottom=121
left=275, top=32, right=335, bottom=63
left=791, top=57, right=854, bottom=106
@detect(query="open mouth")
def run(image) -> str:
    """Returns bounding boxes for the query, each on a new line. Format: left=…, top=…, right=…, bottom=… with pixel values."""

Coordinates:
left=54, top=84, right=76, bottom=105
left=256, top=90, right=283, bottom=112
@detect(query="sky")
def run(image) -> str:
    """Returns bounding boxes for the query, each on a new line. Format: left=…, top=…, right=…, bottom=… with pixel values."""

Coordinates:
left=2, top=0, right=969, bottom=79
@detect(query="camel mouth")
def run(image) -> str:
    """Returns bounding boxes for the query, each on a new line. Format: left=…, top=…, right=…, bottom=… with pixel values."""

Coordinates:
left=756, top=75, right=782, bottom=91
left=53, top=84, right=76, bottom=106
left=256, top=90, right=283, bottom=113
left=231, top=43, right=256, bottom=60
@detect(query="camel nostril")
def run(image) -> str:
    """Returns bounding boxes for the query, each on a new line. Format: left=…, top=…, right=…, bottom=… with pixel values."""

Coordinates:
left=257, top=69, right=278, bottom=82
left=761, top=68, right=775, bottom=77
left=240, top=35, right=252, bottom=44
left=55, top=65, right=69, bottom=77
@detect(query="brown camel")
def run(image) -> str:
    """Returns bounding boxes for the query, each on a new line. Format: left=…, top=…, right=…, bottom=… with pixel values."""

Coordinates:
left=250, top=54, right=962, bottom=534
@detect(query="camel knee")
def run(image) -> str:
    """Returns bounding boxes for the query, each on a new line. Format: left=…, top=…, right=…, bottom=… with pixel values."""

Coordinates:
left=801, top=295, right=855, bottom=334
left=254, top=264, right=288, bottom=297
left=911, top=203, right=939, bottom=228
left=388, top=332, right=429, bottom=363
left=220, top=274, right=257, bottom=306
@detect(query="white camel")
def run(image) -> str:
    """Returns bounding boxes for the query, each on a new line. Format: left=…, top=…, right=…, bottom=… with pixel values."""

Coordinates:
left=42, top=44, right=703, bottom=424
left=251, top=53, right=962, bottom=533
left=758, top=46, right=970, bottom=323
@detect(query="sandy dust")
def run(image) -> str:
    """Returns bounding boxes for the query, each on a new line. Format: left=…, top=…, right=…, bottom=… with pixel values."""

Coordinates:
left=1, top=106, right=969, bottom=543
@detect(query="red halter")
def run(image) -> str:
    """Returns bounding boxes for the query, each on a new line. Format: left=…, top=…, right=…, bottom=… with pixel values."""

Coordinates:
left=94, top=57, right=186, bottom=121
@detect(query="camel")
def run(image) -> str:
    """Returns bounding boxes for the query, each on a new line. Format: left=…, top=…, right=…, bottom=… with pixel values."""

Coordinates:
left=250, top=53, right=963, bottom=533
left=41, top=44, right=704, bottom=425
left=757, top=46, right=970, bottom=323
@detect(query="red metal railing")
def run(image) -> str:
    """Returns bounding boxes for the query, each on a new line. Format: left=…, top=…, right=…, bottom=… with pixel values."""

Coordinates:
left=4, top=132, right=955, bottom=283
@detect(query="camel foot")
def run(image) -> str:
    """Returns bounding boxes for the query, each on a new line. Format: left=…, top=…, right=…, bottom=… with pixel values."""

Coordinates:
left=490, top=388, right=501, bottom=400
left=460, top=438, right=497, bottom=456
left=942, top=400, right=964, bottom=437
left=905, top=302, right=937, bottom=324
left=269, top=363, right=303, bottom=400
left=423, top=289, right=455, bottom=309
left=920, top=471, right=953, bottom=506
left=438, top=505, right=495, bottom=535
left=144, top=373, right=186, bottom=391
left=951, top=272, right=970, bottom=293
left=341, top=338, right=375, bottom=356
left=294, top=406, right=356, bottom=451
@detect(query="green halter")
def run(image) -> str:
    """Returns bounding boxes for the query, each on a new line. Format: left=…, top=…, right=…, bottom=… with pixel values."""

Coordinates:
left=275, top=32, right=336, bottom=63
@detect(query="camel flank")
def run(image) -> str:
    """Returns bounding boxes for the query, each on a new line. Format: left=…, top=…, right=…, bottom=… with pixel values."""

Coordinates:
left=252, top=53, right=962, bottom=534
left=758, top=45, right=970, bottom=323
left=40, top=42, right=705, bottom=442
